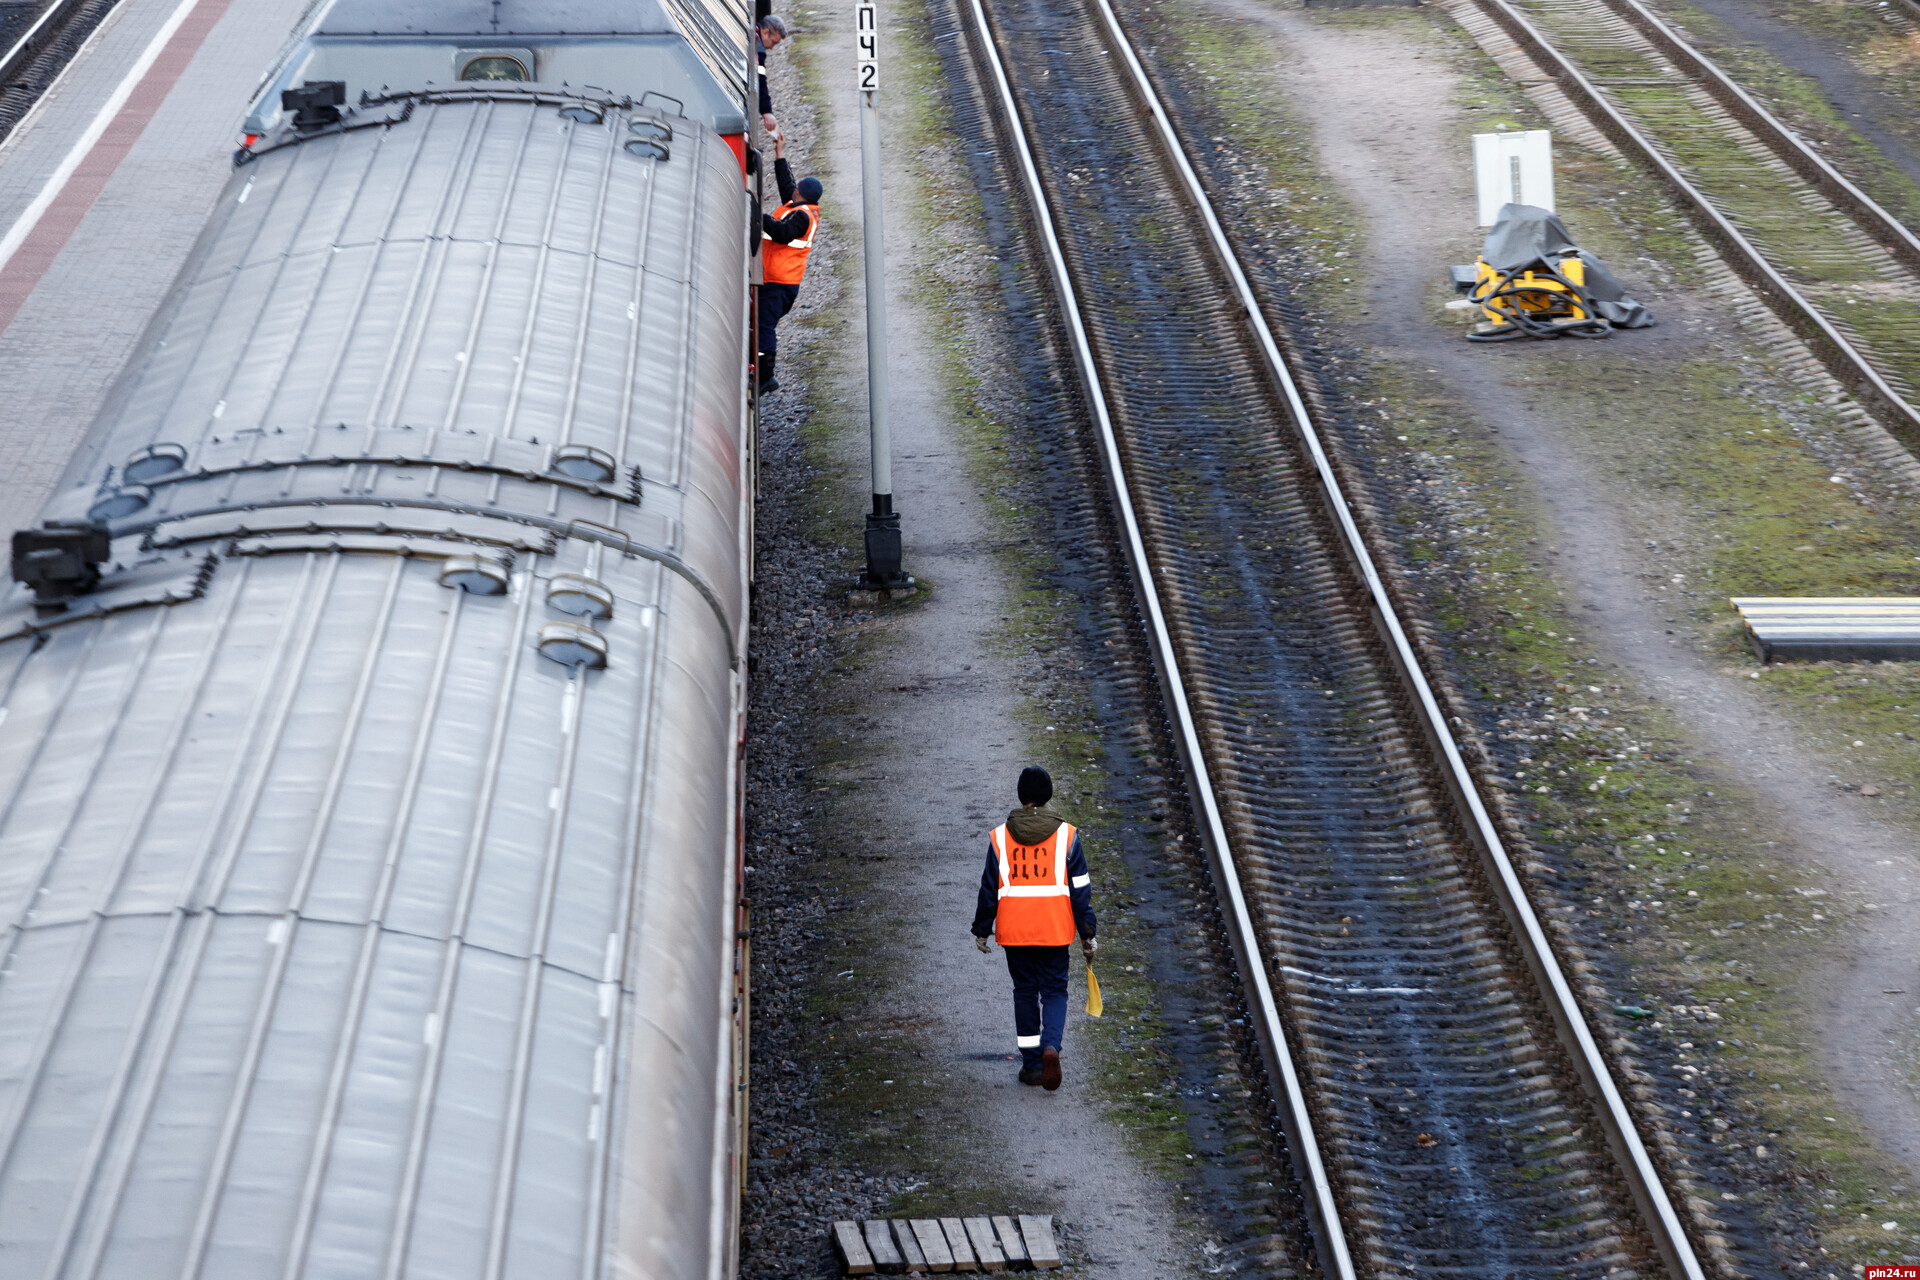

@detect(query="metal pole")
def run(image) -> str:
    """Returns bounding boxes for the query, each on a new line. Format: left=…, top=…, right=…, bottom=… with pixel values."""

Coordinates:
left=855, top=1, right=910, bottom=590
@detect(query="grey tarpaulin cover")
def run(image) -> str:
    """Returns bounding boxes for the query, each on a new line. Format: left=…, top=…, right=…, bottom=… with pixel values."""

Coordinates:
left=1483, top=203, right=1653, bottom=328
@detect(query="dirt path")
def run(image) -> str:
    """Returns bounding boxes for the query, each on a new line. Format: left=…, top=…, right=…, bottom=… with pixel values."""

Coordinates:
left=759, top=0, right=1199, bottom=1271
left=1207, top=0, right=1920, bottom=1177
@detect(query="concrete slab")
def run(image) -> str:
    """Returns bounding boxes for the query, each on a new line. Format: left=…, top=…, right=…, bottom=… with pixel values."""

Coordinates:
left=1732, top=596, right=1920, bottom=662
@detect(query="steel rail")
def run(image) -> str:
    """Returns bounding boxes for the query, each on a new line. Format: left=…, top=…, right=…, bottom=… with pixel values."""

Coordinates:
left=959, top=1, right=1354, bottom=1276
left=0, top=0, right=89, bottom=88
left=1591, top=0, right=1920, bottom=276
left=973, top=0, right=1713, bottom=1273
left=1466, top=0, right=1920, bottom=443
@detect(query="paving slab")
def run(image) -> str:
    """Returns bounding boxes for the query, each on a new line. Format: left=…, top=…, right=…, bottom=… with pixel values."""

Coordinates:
left=940, top=1217, right=978, bottom=1271
left=911, top=1219, right=956, bottom=1271
left=865, top=1218, right=906, bottom=1273
left=836, top=1220, right=878, bottom=1275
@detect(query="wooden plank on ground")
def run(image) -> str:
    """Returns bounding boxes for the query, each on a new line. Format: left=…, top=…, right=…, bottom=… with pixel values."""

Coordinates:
left=963, top=1217, right=1006, bottom=1271
left=1018, top=1216, right=1061, bottom=1269
left=940, top=1218, right=978, bottom=1271
left=864, top=1219, right=906, bottom=1273
left=911, top=1219, right=955, bottom=1271
left=891, top=1220, right=928, bottom=1272
left=833, top=1221, right=876, bottom=1275
left=991, top=1217, right=1028, bottom=1266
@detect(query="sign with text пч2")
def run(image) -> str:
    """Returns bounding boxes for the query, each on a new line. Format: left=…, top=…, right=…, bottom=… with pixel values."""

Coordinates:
left=857, top=0, right=877, bottom=90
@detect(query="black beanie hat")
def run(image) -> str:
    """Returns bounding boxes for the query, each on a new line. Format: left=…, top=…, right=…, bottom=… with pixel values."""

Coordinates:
left=1017, top=766, right=1052, bottom=806
left=796, top=176, right=823, bottom=203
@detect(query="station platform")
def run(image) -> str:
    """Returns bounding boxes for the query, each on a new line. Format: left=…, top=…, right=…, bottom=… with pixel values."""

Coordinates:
left=0, top=0, right=315, bottom=537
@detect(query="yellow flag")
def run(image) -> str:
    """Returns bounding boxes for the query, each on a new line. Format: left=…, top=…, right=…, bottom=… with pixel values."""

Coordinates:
left=1085, top=966, right=1103, bottom=1018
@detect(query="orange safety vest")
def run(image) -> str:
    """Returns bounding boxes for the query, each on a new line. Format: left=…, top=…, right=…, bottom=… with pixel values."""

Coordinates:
left=761, top=201, right=818, bottom=285
left=990, top=822, right=1078, bottom=947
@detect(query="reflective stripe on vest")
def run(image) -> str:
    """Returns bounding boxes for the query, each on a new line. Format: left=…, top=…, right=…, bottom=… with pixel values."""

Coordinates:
left=762, top=201, right=818, bottom=285
left=990, top=822, right=1077, bottom=947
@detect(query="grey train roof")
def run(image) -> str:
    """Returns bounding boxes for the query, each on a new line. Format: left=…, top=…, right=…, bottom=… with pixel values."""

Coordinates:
left=0, top=92, right=750, bottom=1280
left=241, top=0, right=753, bottom=136
left=315, top=0, right=714, bottom=36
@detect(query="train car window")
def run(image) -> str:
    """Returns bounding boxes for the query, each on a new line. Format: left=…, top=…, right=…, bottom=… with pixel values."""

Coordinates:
left=460, top=55, right=530, bottom=81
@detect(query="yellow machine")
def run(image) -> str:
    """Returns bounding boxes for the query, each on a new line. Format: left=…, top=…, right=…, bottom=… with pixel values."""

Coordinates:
left=1464, top=252, right=1610, bottom=341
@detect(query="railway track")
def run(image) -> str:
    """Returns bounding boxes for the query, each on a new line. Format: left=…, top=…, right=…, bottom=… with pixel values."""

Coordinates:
left=1455, top=0, right=1920, bottom=444
left=956, top=0, right=1713, bottom=1275
left=0, top=0, right=123, bottom=141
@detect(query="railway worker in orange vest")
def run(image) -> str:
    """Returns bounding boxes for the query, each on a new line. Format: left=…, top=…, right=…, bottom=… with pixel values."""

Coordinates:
left=757, top=128, right=820, bottom=395
left=972, top=766, right=1097, bottom=1091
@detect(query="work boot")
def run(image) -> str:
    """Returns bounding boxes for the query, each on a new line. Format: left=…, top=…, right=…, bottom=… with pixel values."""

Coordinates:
left=758, top=376, right=779, bottom=395
left=1018, top=1067, right=1043, bottom=1086
left=1040, top=1047, right=1061, bottom=1092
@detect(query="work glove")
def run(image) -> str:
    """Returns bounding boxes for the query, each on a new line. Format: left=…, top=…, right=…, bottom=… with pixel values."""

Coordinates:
left=975, top=936, right=992, bottom=954
left=1081, top=937, right=1097, bottom=960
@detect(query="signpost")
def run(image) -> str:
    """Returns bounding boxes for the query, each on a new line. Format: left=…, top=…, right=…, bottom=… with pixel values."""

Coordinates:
left=854, top=0, right=912, bottom=591
left=1471, top=129, right=1553, bottom=227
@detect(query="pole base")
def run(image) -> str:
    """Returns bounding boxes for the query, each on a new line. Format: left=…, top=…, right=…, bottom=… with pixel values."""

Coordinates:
left=854, top=504, right=915, bottom=598
left=849, top=577, right=918, bottom=604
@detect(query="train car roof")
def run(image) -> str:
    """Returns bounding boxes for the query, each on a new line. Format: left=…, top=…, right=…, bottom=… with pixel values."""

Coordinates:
left=316, top=0, right=696, bottom=36
left=246, top=0, right=753, bottom=134
left=0, top=91, right=750, bottom=1279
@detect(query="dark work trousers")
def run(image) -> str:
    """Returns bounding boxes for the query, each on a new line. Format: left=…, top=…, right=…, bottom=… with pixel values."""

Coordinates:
left=1004, top=945, right=1069, bottom=1070
left=757, top=281, right=800, bottom=379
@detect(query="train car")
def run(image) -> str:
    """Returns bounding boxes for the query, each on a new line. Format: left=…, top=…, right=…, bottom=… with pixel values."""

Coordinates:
left=0, top=2, right=758, bottom=1276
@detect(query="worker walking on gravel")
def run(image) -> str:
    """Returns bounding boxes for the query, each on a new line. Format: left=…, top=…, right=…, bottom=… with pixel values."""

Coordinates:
left=972, top=766, right=1096, bottom=1091
left=757, top=128, right=820, bottom=395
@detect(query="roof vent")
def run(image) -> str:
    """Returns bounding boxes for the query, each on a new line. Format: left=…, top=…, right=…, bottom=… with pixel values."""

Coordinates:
left=551, top=444, right=617, bottom=484
left=12, top=522, right=110, bottom=603
left=624, top=118, right=672, bottom=162
left=88, top=485, right=151, bottom=522
left=457, top=49, right=533, bottom=82
left=547, top=574, right=613, bottom=619
left=559, top=103, right=605, bottom=125
left=538, top=621, right=608, bottom=669
left=124, top=443, right=187, bottom=483
left=282, top=81, right=346, bottom=131
left=440, top=556, right=510, bottom=595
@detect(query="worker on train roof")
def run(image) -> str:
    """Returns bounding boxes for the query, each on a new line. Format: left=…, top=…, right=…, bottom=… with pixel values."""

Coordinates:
left=757, top=127, right=820, bottom=396
left=756, top=15, right=787, bottom=133
left=972, top=766, right=1097, bottom=1091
